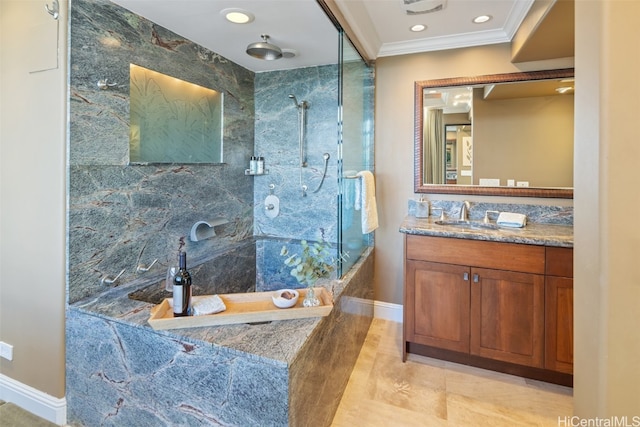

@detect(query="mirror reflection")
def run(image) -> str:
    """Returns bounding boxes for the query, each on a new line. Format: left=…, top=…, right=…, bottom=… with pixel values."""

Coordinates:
left=416, top=69, right=575, bottom=198
left=129, top=64, right=224, bottom=164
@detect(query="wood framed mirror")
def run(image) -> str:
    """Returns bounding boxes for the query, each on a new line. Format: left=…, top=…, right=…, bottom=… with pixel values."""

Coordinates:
left=414, top=68, right=574, bottom=198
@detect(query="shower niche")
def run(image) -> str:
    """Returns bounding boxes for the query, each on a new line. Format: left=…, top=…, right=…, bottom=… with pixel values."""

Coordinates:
left=129, top=64, right=224, bottom=164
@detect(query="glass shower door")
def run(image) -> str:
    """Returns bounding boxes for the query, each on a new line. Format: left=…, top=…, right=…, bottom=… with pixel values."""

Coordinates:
left=337, top=32, right=374, bottom=277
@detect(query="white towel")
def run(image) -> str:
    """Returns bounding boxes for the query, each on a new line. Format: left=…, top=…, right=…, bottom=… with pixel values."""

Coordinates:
left=342, top=170, right=358, bottom=230
left=355, top=171, right=379, bottom=234
left=496, top=212, right=527, bottom=228
left=192, top=295, right=226, bottom=316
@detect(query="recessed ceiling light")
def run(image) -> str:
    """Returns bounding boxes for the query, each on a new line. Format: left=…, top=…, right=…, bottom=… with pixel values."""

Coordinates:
left=221, top=8, right=254, bottom=24
left=410, top=24, right=426, bottom=32
left=472, top=15, right=492, bottom=24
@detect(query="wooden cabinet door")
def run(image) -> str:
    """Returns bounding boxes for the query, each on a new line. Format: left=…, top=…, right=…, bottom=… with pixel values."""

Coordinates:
left=405, top=260, right=471, bottom=353
left=470, top=267, right=545, bottom=368
left=545, top=276, right=574, bottom=374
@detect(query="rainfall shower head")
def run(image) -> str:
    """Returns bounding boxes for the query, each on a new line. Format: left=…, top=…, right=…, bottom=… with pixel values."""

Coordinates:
left=246, top=34, right=282, bottom=60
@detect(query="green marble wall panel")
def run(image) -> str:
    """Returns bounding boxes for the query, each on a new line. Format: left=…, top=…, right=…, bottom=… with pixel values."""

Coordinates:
left=68, top=0, right=254, bottom=303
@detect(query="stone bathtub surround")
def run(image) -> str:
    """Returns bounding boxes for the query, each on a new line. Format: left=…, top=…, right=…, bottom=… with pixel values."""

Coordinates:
left=67, top=248, right=374, bottom=426
left=127, top=237, right=341, bottom=306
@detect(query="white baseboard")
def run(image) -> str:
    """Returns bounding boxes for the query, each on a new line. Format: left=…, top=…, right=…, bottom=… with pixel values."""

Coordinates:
left=0, top=373, right=66, bottom=425
left=373, top=300, right=403, bottom=323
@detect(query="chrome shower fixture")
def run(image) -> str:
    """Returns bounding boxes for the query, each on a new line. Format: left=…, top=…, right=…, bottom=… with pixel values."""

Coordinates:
left=288, top=94, right=308, bottom=109
left=246, top=34, right=283, bottom=60
left=290, top=94, right=309, bottom=169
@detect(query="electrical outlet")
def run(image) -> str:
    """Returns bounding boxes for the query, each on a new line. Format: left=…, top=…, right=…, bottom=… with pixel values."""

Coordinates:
left=516, top=181, right=529, bottom=187
left=0, top=341, right=13, bottom=361
left=479, top=178, right=500, bottom=187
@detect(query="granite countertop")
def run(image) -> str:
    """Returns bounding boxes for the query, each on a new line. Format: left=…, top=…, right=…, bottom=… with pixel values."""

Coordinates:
left=399, top=216, right=573, bottom=248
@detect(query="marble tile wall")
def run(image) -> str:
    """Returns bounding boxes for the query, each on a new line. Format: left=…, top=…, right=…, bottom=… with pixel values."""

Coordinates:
left=69, top=0, right=256, bottom=303
left=68, top=0, right=351, bottom=304
left=253, top=66, right=340, bottom=243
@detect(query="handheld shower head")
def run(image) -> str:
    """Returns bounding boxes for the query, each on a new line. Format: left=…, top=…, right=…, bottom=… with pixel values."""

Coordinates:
left=288, top=94, right=299, bottom=108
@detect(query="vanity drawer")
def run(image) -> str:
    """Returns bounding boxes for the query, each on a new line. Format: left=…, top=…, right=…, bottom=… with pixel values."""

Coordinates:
left=545, top=247, right=573, bottom=278
left=405, top=235, right=545, bottom=274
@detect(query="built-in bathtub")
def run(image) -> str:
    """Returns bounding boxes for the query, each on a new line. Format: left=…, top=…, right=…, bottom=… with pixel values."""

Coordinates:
left=66, top=237, right=374, bottom=427
left=127, top=237, right=339, bottom=306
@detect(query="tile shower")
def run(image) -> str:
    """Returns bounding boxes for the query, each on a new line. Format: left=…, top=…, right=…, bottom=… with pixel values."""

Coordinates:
left=66, top=0, right=375, bottom=425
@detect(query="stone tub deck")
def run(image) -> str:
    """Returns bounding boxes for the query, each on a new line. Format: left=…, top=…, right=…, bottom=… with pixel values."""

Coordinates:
left=66, top=248, right=374, bottom=427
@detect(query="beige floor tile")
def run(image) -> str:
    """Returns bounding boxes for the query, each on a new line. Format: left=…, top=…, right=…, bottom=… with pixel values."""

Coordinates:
left=445, top=361, right=573, bottom=421
left=333, top=396, right=449, bottom=427
left=332, top=320, right=573, bottom=427
left=367, top=352, right=448, bottom=417
left=446, top=392, right=552, bottom=427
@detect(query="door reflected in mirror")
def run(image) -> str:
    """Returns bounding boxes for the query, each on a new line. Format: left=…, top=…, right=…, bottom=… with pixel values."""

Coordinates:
left=444, top=124, right=472, bottom=185
left=415, top=69, right=574, bottom=199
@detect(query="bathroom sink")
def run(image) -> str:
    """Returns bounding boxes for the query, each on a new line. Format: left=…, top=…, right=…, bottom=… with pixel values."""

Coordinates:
left=434, top=220, right=500, bottom=231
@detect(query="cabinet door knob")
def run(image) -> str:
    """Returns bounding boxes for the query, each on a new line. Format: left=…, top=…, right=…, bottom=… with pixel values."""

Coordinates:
left=463, top=272, right=469, bottom=281
left=473, top=273, right=479, bottom=283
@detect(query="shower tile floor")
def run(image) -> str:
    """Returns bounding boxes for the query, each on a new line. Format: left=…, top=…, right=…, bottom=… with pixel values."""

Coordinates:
left=331, top=318, right=573, bottom=427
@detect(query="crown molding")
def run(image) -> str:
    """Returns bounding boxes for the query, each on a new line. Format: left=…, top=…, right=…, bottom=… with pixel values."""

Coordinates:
left=377, top=28, right=511, bottom=57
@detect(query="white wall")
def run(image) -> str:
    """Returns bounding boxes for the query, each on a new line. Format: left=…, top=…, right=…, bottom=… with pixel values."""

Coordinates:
left=574, top=0, right=640, bottom=417
left=0, top=0, right=67, bottom=401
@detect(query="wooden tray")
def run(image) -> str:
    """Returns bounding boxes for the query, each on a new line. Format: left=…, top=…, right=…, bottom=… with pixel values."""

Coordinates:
left=148, top=287, right=333, bottom=330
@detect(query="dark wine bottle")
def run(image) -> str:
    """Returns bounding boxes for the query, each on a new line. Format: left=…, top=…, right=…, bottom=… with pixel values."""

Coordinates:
left=173, top=251, right=192, bottom=317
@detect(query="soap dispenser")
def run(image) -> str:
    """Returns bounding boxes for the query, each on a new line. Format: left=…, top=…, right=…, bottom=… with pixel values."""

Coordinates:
left=415, top=197, right=429, bottom=218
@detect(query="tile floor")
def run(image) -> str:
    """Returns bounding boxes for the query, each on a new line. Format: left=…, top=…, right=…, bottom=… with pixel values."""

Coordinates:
left=331, top=318, right=573, bottom=426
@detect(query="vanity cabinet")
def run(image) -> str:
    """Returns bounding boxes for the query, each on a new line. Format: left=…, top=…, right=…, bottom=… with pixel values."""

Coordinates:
left=544, top=247, right=574, bottom=374
left=404, top=234, right=572, bottom=384
left=405, top=260, right=471, bottom=353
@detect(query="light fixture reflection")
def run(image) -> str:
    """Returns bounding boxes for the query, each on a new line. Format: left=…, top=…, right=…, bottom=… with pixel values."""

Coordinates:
left=555, top=86, right=574, bottom=94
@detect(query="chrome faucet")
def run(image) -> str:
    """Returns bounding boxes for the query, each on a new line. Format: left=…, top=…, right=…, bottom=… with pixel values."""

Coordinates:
left=459, top=201, right=470, bottom=221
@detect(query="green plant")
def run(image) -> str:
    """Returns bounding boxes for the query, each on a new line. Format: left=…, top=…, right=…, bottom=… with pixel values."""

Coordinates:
left=280, top=238, right=336, bottom=287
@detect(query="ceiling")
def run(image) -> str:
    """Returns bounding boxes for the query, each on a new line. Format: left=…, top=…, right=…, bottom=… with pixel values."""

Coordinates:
left=333, top=0, right=532, bottom=58
left=110, top=0, right=573, bottom=73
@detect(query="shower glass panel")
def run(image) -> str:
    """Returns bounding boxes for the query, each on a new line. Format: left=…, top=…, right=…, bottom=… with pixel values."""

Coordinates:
left=338, top=32, right=374, bottom=277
